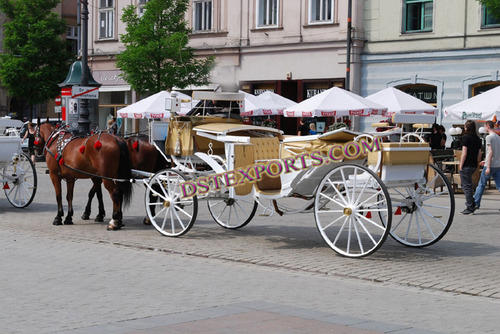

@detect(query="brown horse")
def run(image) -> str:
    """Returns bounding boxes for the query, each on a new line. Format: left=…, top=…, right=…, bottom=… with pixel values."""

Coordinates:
left=82, top=134, right=168, bottom=224
left=35, top=122, right=132, bottom=230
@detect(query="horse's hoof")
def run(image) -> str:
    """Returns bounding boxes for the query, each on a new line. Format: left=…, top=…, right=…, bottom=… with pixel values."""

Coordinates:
left=53, top=218, right=62, bottom=226
left=95, top=215, right=104, bottom=222
left=107, top=219, right=123, bottom=231
left=64, top=217, right=73, bottom=225
left=81, top=212, right=90, bottom=220
left=143, top=217, right=151, bottom=225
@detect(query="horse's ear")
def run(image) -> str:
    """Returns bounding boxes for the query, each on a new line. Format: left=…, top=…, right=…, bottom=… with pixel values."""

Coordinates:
left=37, top=118, right=40, bottom=126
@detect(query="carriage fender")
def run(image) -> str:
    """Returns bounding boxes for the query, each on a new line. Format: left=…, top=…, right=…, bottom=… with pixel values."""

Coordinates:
left=194, top=152, right=225, bottom=174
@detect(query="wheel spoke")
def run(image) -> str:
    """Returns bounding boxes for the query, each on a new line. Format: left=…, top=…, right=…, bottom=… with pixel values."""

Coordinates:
left=319, top=192, right=345, bottom=208
left=352, top=218, right=364, bottom=253
left=161, top=207, right=169, bottom=230
left=357, top=189, right=383, bottom=208
left=415, top=210, right=422, bottom=244
left=421, top=203, right=449, bottom=210
left=405, top=212, right=413, bottom=241
left=320, top=214, right=345, bottom=231
left=340, top=169, right=351, bottom=203
left=153, top=207, right=167, bottom=219
left=174, top=205, right=193, bottom=219
left=172, top=207, right=186, bottom=230
left=170, top=206, right=175, bottom=234
left=355, top=213, right=386, bottom=231
left=355, top=216, right=377, bottom=245
left=417, top=209, right=436, bottom=239
left=332, top=216, right=349, bottom=246
left=354, top=176, right=370, bottom=205
left=327, top=179, right=348, bottom=206
left=419, top=207, right=446, bottom=227
left=347, top=218, right=352, bottom=253
left=317, top=209, right=344, bottom=214
left=391, top=212, right=408, bottom=232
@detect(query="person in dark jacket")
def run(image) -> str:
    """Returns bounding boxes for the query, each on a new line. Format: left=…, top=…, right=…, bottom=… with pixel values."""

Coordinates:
left=459, top=120, right=482, bottom=214
left=22, top=122, right=36, bottom=165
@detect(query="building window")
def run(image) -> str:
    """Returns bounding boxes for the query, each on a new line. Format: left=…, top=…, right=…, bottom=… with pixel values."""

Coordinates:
left=99, top=0, right=114, bottom=39
left=309, top=0, right=334, bottom=24
left=256, top=0, right=279, bottom=28
left=482, top=6, right=500, bottom=28
left=193, top=0, right=212, bottom=32
left=66, top=26, right=78, bottom=56
left=403, top=0, right=433, bottom=33
left=138, top=0, right=149, bottom=17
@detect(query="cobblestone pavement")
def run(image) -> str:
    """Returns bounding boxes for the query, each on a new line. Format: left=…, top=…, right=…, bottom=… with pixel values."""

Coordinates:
left=1, top=163, right=500, bottom=333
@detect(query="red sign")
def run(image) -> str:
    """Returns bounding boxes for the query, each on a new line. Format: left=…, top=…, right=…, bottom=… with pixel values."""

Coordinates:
left=61, top=88, right=72, bottom=96
left=133, top=113, right=142, bottom=119
left=149, top=113, right=164, bottom=118
left=286, top=111, right=295, bottom=117
left=55, top=96, right=62, bottom=106
left=263, top=109, right=273, bottom=115
left=302, top=112, right=313, bottom=117
left=320, top=111, right=336, bottom=117
left=349, top=109, right=365, bottom=116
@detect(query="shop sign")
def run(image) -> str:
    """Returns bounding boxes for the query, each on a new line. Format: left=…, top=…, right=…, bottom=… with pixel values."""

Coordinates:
left=306, top=88, right=326, bottom=98
left=462, top=112, right=482, bottom=120
left=254, top=88, right=274, bottom=95
left=399, top=85, right=437, bottom=104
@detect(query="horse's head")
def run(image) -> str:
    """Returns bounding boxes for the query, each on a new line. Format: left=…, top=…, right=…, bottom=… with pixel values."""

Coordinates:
left=34, top=122, right=55, bottom=154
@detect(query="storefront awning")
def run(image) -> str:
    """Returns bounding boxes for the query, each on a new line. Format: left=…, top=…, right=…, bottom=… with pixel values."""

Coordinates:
left=99, top=85, right=131, bottom=92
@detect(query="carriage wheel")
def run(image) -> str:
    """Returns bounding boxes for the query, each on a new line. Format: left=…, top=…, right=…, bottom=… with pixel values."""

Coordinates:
left=380, top=164, right=454, bottom=247
left=3, top=153, right=37, bottom=208
left=208, top=194, right=258, bottom=229
left=314, top=164, right=392, bottom=258
left=145, top=169, right=197, bottom=237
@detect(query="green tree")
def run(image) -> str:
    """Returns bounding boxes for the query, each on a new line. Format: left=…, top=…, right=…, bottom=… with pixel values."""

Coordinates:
left=0, top=0, right=72, bottom=119
left=117, top=0, right=213, bottom=94
left=478, top=0, right=500, bottom=18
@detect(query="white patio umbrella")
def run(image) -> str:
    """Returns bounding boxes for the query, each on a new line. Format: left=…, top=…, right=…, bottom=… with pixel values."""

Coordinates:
left=284, top=87, right=387, bottom=118
left=256, top=91, right=297, bottom=116
left=366, top=87, right=437, bottom=116
left=239, top=91, right=264, bottom=117
left=444, top=85, right=500, bottom=122
left=117, top=91, right=195, bottom=119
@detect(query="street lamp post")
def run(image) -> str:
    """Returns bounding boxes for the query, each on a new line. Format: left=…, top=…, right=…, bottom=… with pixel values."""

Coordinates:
left=345, top=0, right=352, bottom=92
left=78, top=0, right=90, bottom=135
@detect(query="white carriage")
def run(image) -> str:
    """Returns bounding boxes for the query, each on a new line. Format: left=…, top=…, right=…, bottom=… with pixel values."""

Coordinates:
left=141, top=92, right=454, bottom=257
left=0, top=134, right=37, bottom=208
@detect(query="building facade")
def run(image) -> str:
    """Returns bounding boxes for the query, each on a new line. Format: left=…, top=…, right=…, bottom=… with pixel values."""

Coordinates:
left=361, top=0, right=500, bottom=130
left=87, top=0, right=364, bottom=133
left=0, top=12, right=8, bottom=117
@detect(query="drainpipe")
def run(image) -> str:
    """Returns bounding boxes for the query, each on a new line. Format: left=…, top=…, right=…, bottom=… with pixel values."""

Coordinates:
left=346, top=0, right=352, bottom=91
left=463, top=0, right=468, bottom=48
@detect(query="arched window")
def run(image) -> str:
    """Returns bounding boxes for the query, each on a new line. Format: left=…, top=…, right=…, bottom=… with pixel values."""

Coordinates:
left=471, top=81, right=500, bottom=96
left=397, top=83, right=437, bottom=107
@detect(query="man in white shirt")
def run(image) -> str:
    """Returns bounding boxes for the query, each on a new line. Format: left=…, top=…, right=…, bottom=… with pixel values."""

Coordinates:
left=473, top=120, right=500, bottom=210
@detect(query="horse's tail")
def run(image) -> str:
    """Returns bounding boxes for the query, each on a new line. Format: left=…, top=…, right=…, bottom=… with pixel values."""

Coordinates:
left=116, top=138, right=133, bottom=207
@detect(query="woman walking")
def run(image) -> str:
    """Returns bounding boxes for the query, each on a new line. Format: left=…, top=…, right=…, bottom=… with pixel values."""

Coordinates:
left=459, top=120, right=482, bottom=215
left=22, top=122, right=36, bottom=165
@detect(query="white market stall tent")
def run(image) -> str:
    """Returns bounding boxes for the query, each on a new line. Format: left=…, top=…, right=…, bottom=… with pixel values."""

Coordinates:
left=284, top=87, right=387, bottom=118
left=117, top=91, right=195, bottom=119
left=366, top=87, right=437, bottom=116
left=444, top=85, right=500, bottom=122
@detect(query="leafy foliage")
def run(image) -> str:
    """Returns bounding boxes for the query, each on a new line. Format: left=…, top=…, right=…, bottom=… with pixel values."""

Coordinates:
left=478, top=0, right=500, bottom=19
left=117, top=0, right=213, bottom=94
left=0, top=0, right=72, bottom=107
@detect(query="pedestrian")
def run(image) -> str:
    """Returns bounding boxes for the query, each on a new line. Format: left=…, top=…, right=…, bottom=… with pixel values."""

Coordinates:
left=297, top=118, right=309, bottom=136
left=107, top=117, right=118, bottom=135
left=426, top=124, right=444, bottom=150
left=309, top=122, right=317, bottom=135
left=439, top=125, right=447, bottom=148
left=473, top=120, right=500, bottom=211
left=22, top=122, right=36, bottom=165
left=459, top=120, right=482, bottom=215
